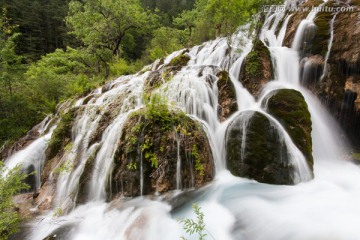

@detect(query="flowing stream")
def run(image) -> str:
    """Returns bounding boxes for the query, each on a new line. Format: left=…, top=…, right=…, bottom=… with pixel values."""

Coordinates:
left=4, top=2, right=360, bottom=239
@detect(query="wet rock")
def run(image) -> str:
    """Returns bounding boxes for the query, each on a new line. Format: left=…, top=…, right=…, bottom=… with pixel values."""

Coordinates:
left=283, top=0, right=324, bottom=48
left=216, top=70, right=238, bottom=121
left=226, top=111, right=299, bottom=185
left=45, top=108, right=77, bottom=161
left=22, top=165, right=37, bottom=193
left=239, top=40, right=273, bottom=98
left=110, top=97, right=214, bottom=198
left=300, top=54, right=324, bottom=86
left=263, top=89, right=313, bottom=170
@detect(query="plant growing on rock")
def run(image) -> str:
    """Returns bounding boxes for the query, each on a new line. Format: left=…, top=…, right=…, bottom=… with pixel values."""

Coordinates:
left=0, top=163, right=29, bottom=240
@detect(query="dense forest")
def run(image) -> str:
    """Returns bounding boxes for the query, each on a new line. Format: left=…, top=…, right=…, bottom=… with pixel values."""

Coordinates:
left=0, top=0, right=277, bottom=150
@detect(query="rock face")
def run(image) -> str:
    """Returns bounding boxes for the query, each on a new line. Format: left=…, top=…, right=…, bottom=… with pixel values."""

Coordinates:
left=216, top=70, right=238, bottom=121
left=282, top=0, right=360, bottom=149
left=226, top=111, right=297, bottom=185
left=239, top=40, right=273, bottom=97
left=109, top=96, right=214, bottom=198
left=264, top=89, right=313, bottom=169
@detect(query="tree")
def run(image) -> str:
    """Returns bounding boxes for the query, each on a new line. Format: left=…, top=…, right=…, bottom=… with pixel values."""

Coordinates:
left=0, top=163, right=29, bottom=239
left=26, top=47, right=98, bottom=104
left=175, top=0, right=283, bottom=43
left=5, top=0, right=70, bottom=60
left=147, top=27, right=186, bottom=61
left=67, top=0, right=156, bottom=58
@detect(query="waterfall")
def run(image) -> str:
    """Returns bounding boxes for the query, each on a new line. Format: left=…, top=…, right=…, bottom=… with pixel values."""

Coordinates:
left=4, top=2, right=360, bottom=239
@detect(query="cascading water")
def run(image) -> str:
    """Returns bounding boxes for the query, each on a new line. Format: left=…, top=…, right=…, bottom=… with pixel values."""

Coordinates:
left=4, top=1, right=360, bottom=239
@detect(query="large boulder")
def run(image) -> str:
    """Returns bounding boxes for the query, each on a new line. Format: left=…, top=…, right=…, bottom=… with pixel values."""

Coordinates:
left=239, top=40, right=273, bottom=98
left=263, top=89, right=313, bottom=169
left=109, top=95, right=214, bottom=198
left=226, top=111, right=298, bottom=185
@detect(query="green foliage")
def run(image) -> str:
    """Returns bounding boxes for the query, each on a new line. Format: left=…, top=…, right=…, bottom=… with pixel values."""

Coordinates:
left=174, top=0, right=282, bottom=44
left=6, top=0, right=70, bottom=60
left=192, top=145, right=204, bottom=176
left=245, top=51, right=262, bottom=77
left=169, top=53, right=190, bottom=67
left=26, top=47, right=99, bottom=101
left=0, top=163, right=29, bottom=239
left=126, top=162, right=138, bottom=171
left=53, top=161, right=74, bottom=175
left=47, top=110, right=76, bottom=160
left=147, top=27, right=186, bottom=61
left=109, top=58, right=141, bottom=77
left=179, top=203, right=209, bottom=240
left=145, top=152, right=158, bottom=168
left=52, top=207, right=63, bottom=217
left=67, top=0, right=157, bottom=58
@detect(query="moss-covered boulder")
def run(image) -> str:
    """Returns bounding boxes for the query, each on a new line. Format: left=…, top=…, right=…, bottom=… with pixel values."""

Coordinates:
left=225, top=111, right=298, bottom=185
left=168, top=50, right=190, bottom=69
left=239, top=40, right=273, bottom=97
left=216, top=70, right=238, bottom=121
left=263, top=89, right=313, bottom=170
left=109, top=95, right=214, bottom=198
left=45, top=108, right=77, bottom=161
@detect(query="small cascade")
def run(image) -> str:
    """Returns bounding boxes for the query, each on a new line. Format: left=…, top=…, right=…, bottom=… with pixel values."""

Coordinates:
left=4, top=122, right=55, bottom=190
left=291, top=5, right=322, bottom=51
left=239, top=111, right=254, bottom=160
left=320, top=14, right=337, bottom=81
left=175, top=130, right=181, bottom=190
left=88, top=75, right=146, bottom=201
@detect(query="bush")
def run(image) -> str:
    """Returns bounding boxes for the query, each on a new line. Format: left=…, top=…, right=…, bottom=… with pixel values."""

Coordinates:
left=0, top=162, right=29, bottom=240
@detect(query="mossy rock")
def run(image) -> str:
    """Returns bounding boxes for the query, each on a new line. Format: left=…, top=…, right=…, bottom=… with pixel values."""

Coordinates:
left=225, top=111, right=298, bottom=185
left=45, top=108, right=77, bottom=161
left=168, top=50, right=190, bottom=69
left=239, top=40, right=273, bottom=97
left=312, top=2, right=339, bottom=56
left=216, top=70, right=238, bottom=121
left=143, top=68, right=176, bottom=94
left=263, top=89, right=313, bottom=170
left=109, top=100, right=214, bottom=198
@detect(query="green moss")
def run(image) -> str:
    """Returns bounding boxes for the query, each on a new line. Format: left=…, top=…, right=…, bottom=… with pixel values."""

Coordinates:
left=46, top=109, right=76, bottom=160
left=245, top=51, right=262, bottom=78
left=265, top=89, right=313, bottom=169
left=192, top=144, right=204, bottom=176
left=352, top=153, right=360, bottom=161
left=169, top=53, right=190, bottom=67
left=226, top=111, right=295, bottom=185
left=110, top=93, right=214, bottom=197
left=313, top=11, right=333, bottom=56
left=240, top=40, right=273, bottom=97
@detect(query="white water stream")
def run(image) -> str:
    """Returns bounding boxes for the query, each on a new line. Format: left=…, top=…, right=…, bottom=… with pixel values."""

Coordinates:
left=4, top=1, right=360, bottom=239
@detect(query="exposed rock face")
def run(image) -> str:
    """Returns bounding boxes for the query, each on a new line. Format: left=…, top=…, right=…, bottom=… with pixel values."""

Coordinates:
left=282, top=0, right=360, bottom=149
left=264, top=89, right=313, bottom=169
left=239, top=40, right=273, bottom=97
left=110, top=101, right=214, bottom=198
left=216, top=70, right=238, bottom=121
left=226, top=111, right=298, bottom=185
